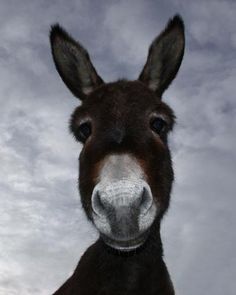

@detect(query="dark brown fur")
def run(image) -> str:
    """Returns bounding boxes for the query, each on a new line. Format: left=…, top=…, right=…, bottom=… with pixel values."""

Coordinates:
left=50, top=15, right=185, bottom=295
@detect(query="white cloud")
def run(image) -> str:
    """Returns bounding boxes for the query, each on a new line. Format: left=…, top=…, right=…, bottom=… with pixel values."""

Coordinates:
left=187, top=0, right=236, bottom=47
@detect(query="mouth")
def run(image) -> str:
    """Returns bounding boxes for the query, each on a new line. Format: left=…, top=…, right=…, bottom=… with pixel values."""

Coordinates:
left=101, top=231, right=149, bottom=252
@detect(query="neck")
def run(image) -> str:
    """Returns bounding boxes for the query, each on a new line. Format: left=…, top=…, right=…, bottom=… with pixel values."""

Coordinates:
left=53, top=221, right=174, bottom=295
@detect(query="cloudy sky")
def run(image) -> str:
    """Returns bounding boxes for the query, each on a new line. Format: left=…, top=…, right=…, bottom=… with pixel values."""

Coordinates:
left=0, top=0, right=235, bottom=294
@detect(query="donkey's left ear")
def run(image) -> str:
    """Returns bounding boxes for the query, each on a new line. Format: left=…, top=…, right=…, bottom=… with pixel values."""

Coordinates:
left=50, top=24, right=104, bottom=100
left=139, top=15, right=185, bottom=97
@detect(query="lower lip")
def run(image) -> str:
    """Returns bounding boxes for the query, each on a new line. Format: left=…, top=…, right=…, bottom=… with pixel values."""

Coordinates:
left=106, top=241, right=144, bottom=251
left=102, top=233, right=148, bottom=251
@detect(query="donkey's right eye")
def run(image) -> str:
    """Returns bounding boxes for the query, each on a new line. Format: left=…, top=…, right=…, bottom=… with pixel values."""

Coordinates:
left=77, top=122, right=92, bottom=142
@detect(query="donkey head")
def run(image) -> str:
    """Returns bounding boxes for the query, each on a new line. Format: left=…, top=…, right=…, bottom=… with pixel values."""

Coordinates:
left=50, top=15, right=185, bottom=251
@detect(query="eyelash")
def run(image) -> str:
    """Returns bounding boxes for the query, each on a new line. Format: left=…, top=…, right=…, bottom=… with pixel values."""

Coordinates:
left=72, top=120, right=92, bottom=143
left=150, top=116, right=168, bottom=135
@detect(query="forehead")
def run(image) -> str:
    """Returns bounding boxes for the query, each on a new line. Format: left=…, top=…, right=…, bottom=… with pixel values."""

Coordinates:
left=74, top=80, right=174, bottom=120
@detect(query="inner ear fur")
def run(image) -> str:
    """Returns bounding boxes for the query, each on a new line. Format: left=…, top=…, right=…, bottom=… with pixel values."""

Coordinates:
left=139, top=15, right=185, bottom=97
left=50, top=24, right=104, bottom=100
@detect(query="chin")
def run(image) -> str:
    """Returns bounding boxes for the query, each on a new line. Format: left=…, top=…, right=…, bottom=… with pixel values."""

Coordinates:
left=100, top=230, right=150, bottom=252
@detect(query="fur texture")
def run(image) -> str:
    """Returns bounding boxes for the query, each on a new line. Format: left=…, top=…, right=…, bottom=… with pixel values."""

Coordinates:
left=50, top=14, right=185, bottom=295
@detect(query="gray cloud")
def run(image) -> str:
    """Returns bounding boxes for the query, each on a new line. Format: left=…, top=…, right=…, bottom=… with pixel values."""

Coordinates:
left=0, top=0, right=235, bottom=294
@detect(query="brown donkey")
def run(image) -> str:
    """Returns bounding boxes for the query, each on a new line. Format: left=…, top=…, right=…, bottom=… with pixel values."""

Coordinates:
left=50, top=15, right=185, bottom=295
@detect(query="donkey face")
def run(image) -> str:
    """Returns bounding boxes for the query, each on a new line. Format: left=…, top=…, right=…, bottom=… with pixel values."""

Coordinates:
left=50, top=15, right=185, bottom=251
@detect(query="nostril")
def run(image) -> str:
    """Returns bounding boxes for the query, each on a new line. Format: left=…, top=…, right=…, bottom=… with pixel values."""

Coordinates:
left=140, top=187, right=153, bottom=215
left=92, top=191, right=105, bottom=217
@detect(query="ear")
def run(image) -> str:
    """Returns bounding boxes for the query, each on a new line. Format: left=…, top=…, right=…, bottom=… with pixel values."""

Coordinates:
left=139, top=15, right=185, bottom=97
left=50, top=24, right=104, bottom=100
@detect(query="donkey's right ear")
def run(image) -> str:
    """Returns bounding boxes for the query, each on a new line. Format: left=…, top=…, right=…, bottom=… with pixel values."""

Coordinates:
left=50, top=24, right=104, bottom=100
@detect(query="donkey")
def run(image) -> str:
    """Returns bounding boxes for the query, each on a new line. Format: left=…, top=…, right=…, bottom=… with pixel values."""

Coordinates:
left=50, top=14, right=185, bottom=295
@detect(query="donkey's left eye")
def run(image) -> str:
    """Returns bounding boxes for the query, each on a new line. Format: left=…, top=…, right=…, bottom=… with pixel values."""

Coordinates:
left=150, top=117, right=167, bottom=134
left=77, top=122, right=92, bottom=142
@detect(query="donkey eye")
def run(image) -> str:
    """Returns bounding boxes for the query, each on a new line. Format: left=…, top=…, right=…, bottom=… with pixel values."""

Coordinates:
left=77, top=122, right=92, bottom=142
left=150, top=117, right=167, bottom=134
